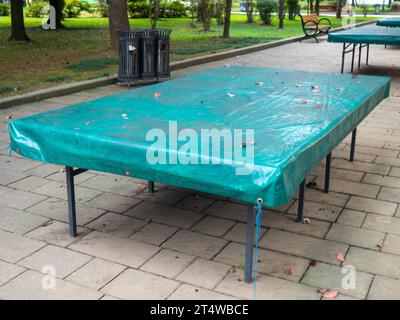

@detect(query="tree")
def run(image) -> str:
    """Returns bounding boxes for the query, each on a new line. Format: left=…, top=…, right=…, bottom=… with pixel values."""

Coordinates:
left=315, top=0, right=320, bottom=14
left=246, top=0, right=254, bottom=23
left=309, top=0, right=313, bottom=13
left=9, top=0, right=30, bottom=41
left=222, top=0, right=232, bottom=38
left=108, top=0, right=129, bottom=49
left=198, top=0, right=214, bottom=32
left=149, top=0, right=161, bottom=29
left=336, top=0, right=342, bottom=18
left=278, top=0, right=284, bottom=29
left=49, top=0, right=64, bottom=29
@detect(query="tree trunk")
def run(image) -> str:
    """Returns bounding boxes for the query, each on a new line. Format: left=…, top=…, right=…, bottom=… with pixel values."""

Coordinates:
left=108, top=0, right=130, bottom=49
left=9, top=0, right=30, bottom=41
left=278, top=0, right=284, bottom=29
left=222, top=0, right=232, bottom=38
left=315, top=0, right=320, bottom=15
left=336, top=0, right=342, bottom=18
left=49, top=0, right=64, bottom=29
left=246, top=0, right=254, bottom=23
left=309, top=0, right=314, bottom=13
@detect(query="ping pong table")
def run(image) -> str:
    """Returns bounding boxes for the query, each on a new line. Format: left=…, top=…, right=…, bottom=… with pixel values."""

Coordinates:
left=8, top=66, right=390, bottom=283
left=328, top=26, right=400, bottom=73
left=377, top=18, right=400, bottom=28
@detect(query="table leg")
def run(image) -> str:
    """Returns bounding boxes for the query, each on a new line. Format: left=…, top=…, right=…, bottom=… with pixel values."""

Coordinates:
left=358, top=44, right=362, bottom=70
left=350, top=127, right=357, bottom=162
left=366, top=45, right=369, bottom=65
left=324, top=153, right=332, bottom=193
left=244, top=204, right=255, bottom=283
left=66, top=166, right=77, bottom=237
left=351, top=44, right=356, bottom=73
left=296, top=180, right=305, bottom=223
left=148, top=181, right=155, bottom=193
left=341, top=43, right=346, bottom=74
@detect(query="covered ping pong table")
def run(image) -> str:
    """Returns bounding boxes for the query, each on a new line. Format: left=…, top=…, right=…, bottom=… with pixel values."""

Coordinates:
left=377, top=18, right=400, bottom=27
left=8, top=66, right=390, bottom=283
left=328, top=26, right=400, bottom=73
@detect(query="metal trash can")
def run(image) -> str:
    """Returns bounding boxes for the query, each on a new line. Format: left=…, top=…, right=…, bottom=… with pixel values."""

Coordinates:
left=139, top=29, right=157, bottom=80
left=117, top=30, right=140, bottom=83
left=153, top=29, right=172, bottom=79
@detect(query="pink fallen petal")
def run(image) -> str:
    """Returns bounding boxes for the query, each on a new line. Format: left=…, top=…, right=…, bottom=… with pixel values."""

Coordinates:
left=299, top=98, right=308, bottom=104
left=322, top=290, right=338, bottom=299
left=316, top=103, right=322, bottom=109
left=376, top=239, right=384, bottom=248
left=283, top=266, right=293, bottom=276
left=255, top=81, right=264, bottom=86
left=311, top=85, right=320, bottom=89
left=318, top=288, right=328, bottom=294
left=154, top=92, right=161, bottom=97
left=352, top=73, right=358, bottom=79
left=337, top=251, right=345, bottom=263
left=296, top=84, right=304, bottom=88
left=225, top=64, right=231, bottom=67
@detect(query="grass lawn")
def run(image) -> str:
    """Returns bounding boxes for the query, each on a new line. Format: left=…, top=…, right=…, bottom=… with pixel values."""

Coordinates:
left=0, top=14, right=375, bottom=98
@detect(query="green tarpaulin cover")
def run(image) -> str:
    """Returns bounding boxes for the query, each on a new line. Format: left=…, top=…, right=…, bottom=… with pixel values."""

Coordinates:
left=328, top=26, right=400, bottom=45
left=8, top=66, right=390, bottom=207
left=377, top=18, right=400, bottom=27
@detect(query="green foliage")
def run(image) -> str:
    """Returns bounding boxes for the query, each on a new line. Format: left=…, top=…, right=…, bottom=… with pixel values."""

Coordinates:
left=63, top=0, right=92, bottom=18
left=128, top=0, right=188, bottom=19
left=286, top=0, right=298, bottom=20
left=0, top=86, right=14, bottom=95
left=256, top=0, right=278, bottom=25
left=66, top=57, right=118, bottom=71
left=128, top=0, right=150, bottom=18
left=93, top=2, right=109, bottom=18
left=0, top=3, right=10, bottom=17
left=162, top=0, right=188, bottom=18
left=43, top=74, right=70, bottom=82
left=25, top=2, right=48, bottom=18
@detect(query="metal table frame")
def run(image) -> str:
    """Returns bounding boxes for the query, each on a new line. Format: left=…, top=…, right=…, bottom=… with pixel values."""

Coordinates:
left=340, top=42, right=370, bottom=74
left=65, top=129, right=358, bottom=284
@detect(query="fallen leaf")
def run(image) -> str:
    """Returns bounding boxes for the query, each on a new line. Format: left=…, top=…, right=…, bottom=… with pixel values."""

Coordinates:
left=296, top=84, right=304, bottom=88
left=303, top=217, right=311, bottom=224
left=312, top=89, right=320, bottom=93
left=337, top=251, right=345, bottom=264
left=154, top=92, right=161, bottom=97
left=229, top=267, right=237, bottom=273
left=306, top=181, right=317, bottom=188
left=255, top=81, right=264, bottom=86
left=322, top=290, right=338, bottom=299
left=318, top=288, right=327, bottom=294
left=5, top=115, right=13, bottom=120
left=283, top=266, right=293, bottom=276
left=59, top=168, right=66, bottom=173
left=309, top=260, right=317, bottom=267
left=316, top=103, right=322, bottom=109
left=311, top=85, right=320, bottom=89
left=41, top=220, right=53, bottom=227
left=121, top=113, right=128, bottom=119
left=376, top=239, right=384, bottom=248
left=337, top=87, right=344, bottom=92
left=227, top=93, right=235, bottom=98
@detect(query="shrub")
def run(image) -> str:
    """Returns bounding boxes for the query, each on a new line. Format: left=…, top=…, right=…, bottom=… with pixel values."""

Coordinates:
left=63, top=0, right=92, bottom=18
left=162, top=0, right=188, bottom=18
left=0, top=3, right=10, bottom=16
left=94, top=2, right=109, bottom=17
left=128, top=0, right=150, bottom=18
left=286, top=0, right=298, bottom=20
left=25, top=1, right=48, bottom=18
left=256, top=0, right=278, bottom=25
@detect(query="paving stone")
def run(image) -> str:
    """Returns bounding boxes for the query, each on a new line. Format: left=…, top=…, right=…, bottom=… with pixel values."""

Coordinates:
left=311, top=166, right=364, bottom=182
left=337, top=209, right=366, bottom=227
left=0, top=260, right=25, bottom=286
left=140, top=249, right=195, bottom=279
left=215, top=270, right=320, bottom=300
left=214, top=242, right=309, bottom=282
left=168, top=284, right=235, bottom=300
left=32, top=181, right=102, bottom=203
left=326, top=224, right=385, bottom=250
left=69, top=231, right=159, bottom=268
left=84, top=192, right=141, bottom=214
left=368, top=275, right=400, bottom=300
left=0, top=154, right=40, bottom=173
left=0, top=189, right=47, bottom=210
left=265, top=211, right=331, bottom=238
left=287, top=200, right=341, bottom=222
left=191, top=216, right=235, bottom=237
left=175, top=194, right=216, bottom=212
left=346, top=247, right=400, bottom=279
left=344, top=145, right=399, bottom=158
left=101, top=268, right=179, bottom=300
left=129, top=222, right=178, bottom=246
left=100, top=295, right=120, bottom=300
left=378, top=187, right=400, bottom=203
left=18, top=245, right=92, bottom=279
left=382, top=234, right=400, bottom=255
left=259, top=229, right=348, bottom=265
left=47, top=170, right=95, bottom=184
left=301, top=189, right=349, bottom=208
left=0, top=205, right=49, bottom=234
left=79, top=175, right=145, bottom=196
left=86, top=212, right=146, bottom=238
left=363, top=173, right=400, bottom=189
left=346, top=196, right=397, bottom=216
left=126, top=202, right=204, bottom=229
left=0, top=270, right=102, bottom=300
left=0, top=168, right=28, bottom=186
left=25, top=220, right=89, bottom=247
left=332, top=158, right=390, bottom=175
left=163, top=230, right=228, bottom=259
left=204, top=201, right=248, bottom=223
left=301, top=262, right=373, bottom=299
left=23, top=163, right=61, bottom=177
left=176, top=258, right=230, bottom=289
left=375, top=156, right=400, bottom=167
left=332, top=150, right=376, bottom=163
left=0, top=185, right=13, bottom=196
left=135, top=188, right=188, bottom=206
left=8, top=176, right=49, bottom=191
left=27, top=197, right=105, bottom=226
left=223, top=222, right=267, bottom=244
left=0, top=229, right=45, bottom=263
left=66, top=258, right=125, bottom=290
left=314, top=178, right=379, bottom=198
left=362, top=214, right=400, bottom=235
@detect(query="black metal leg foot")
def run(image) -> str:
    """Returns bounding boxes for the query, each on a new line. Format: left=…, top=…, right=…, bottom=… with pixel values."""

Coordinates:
left=324, top=153, right=332, bottom=193
left=297, top=180, right=305, bottom=223
left=244, top=204, right=255, bottom=283
left=148, top=181, right=154, bottom=193
left=66, top=166, right=77, bottom=237
left=350, top=128, right=357, bottom=162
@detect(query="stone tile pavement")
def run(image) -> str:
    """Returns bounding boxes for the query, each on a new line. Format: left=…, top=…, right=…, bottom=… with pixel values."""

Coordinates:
left=1, top=29, right=400, bottom=299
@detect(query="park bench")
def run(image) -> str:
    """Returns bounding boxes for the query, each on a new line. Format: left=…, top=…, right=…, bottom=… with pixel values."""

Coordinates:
left=319, top=4, right=337, bottom=12
left=300, top=13, right=332, bottom=43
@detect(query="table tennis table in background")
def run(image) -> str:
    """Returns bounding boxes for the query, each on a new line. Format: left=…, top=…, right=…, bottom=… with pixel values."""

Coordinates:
left=377, top=18, right=400, bottom=28
left=8, top=66, right=390, bottom=283
left=328, top=26, right=400, bottom=73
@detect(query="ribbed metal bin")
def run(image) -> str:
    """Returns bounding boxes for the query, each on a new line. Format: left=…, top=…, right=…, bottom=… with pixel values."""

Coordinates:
left=153, top=29, right=172, bottom=79
left=117, top=30, right=141, bottom=83
left=139, top=29, right=156, bottom=80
